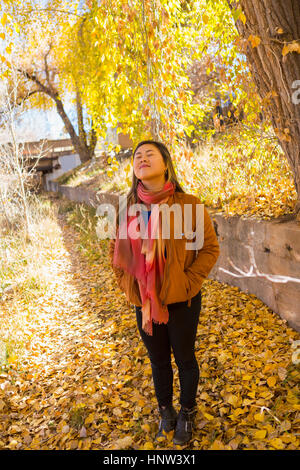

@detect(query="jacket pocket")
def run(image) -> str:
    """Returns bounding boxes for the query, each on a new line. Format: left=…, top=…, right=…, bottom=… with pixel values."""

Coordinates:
left=176, top=232, right=195, bottom=266
left=183, top=270, right=191, bottom=297
left=163, top=264, right=190, bottom=305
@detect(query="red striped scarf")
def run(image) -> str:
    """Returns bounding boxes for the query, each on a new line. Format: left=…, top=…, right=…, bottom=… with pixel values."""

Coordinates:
left=113, top=180, right=175, bottom=335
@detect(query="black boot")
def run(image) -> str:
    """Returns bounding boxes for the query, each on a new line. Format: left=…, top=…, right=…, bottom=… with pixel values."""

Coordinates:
left=155, top=404, right=178, bottom=440
left=173, top=405, right=197, bottom=446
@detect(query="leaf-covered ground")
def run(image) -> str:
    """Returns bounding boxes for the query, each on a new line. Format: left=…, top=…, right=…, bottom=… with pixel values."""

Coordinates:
left=0, top=195, right=299, bottom=450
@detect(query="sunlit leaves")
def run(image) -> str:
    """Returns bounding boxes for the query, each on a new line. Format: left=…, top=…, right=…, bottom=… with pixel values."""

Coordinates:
left=231, top=7, right=246, bottom=24
left=0, top=0, right=278, bottom=174
left=282, top=41, right=300, bottom=56
left=52, top=0, right=218, bottom=149
left=0, top=8, right=15, bottom=69
left=1, top=12, right=9, bottom=26
left=0, top=195, right=299, bottom=450
left=248, top=35, right=261, bottom=48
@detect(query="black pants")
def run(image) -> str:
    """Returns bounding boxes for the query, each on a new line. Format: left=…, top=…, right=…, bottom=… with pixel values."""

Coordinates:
left=135, top=290, right=202, bottom=409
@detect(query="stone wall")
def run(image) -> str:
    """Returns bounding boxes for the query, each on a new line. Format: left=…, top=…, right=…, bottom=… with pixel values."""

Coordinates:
left=212, top=213, right=300, bottom=332
left=47, top=180, right=119, bottom=208
left=48, top=181, right=300, bottom=332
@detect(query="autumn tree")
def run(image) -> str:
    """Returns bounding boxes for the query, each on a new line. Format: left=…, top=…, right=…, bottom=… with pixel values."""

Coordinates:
left=59, top=0, right=205, bottom=152
left=1, top=2, right=97, bottom=163
left=227, top=0, right=300, bottom=215
left=2, top=0, right=300, bottom=215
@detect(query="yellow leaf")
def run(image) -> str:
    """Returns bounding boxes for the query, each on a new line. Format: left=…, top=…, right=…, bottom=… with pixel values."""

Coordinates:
left=7, top=352, right=17, bottom=364
left=254, top=412, right=265, bottom=422
left=282, top=42, right=300, bottom=56
left=143, top=441, right=154, bottom=450
left=144, top=366, right=152, bottom=376
left=200, top=370, right=209, bottom=378
left=264, top=350, right=273, bottom=360
left=1, top=13, right=8, bottom=26
left=203, top=412, right=214, bottom=421
left=248, top=35, right=261, bottom=48
left=233, top=408, right=244, bottom=416
left=85, top=413, right=95, bottom=425
left=267, top=376, right=277, bottom=387
left=202, top=13, right=209, bottom=24
left=8, top=439, right=19, bottom=449
left=254, top=429, right=267, bottom=439
left=286, top=390, right=298, bottom=404
left=226, top=394, right=240, bottom=407
left=86, top=384, right=95, bottom=394
left=13, top=23, right=20, bottom=33
left=92, top=437, right=102, bottom=445
left=280, top=434, right=294, bottom=443
left=265, top=424, right=274, bottom=434
left=269, top=438, right=285, bottom=450
left=243, top=398, right=253, bottom=406
left=141, top=423, right=151, bottom=433
left=242, top=374, right=252, bottom=381
left=239, top=12, right=246, bottom=24
left=123, top=375, right=133, bottom=382
left=199, top=391, right=210, bottom=401
left=210, top=439, right=225, bottom=450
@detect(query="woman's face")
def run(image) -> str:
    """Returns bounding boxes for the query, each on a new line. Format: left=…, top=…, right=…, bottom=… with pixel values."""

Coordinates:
left=133, top=144, right=167, bottom=182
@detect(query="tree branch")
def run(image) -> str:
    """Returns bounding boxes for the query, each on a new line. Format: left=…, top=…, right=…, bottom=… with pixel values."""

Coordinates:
left=23, top=8, right=83, bottom=18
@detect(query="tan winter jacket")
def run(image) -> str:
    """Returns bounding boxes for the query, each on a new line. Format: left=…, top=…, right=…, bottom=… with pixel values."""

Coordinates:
left=108, top=191, right=220, bottom=308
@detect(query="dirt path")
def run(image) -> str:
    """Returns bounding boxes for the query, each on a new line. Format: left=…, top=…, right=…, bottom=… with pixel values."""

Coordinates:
left=0, top=195, right=299, bottom=450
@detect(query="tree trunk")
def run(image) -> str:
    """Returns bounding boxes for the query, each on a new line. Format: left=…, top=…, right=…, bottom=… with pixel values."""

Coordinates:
left=19, top=68, right=93, bottom=164
left=75, top=86, right=94, bottom=161
left=76, top=88, right=87, bottom=145
left=89, top=120, right=98, bottom=157
left=53, top=92, right=91, bottom=163
left=227, top=0, right=300, bottom=215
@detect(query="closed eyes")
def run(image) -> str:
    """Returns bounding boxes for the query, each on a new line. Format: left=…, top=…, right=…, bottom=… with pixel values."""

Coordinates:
left=135, top=153, right=153, bottom=158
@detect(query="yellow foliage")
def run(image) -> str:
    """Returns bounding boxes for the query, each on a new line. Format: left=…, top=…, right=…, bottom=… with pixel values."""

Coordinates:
left=254, top=430, right=267, bottom=439
left=248, top=35, right=261, bottom=48
left=0, top=184, right=299, bottom=452
left=267, top=376, right=277, bottom=388
left=282, top=41, right=300, bottom=56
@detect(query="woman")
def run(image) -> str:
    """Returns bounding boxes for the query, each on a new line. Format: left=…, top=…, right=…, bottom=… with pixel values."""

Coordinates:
left=109, top=140, right=220, bottom=446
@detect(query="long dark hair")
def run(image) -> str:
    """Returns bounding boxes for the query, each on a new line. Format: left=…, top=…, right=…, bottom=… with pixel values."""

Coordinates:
left=115, top=140, right=185, bottom=227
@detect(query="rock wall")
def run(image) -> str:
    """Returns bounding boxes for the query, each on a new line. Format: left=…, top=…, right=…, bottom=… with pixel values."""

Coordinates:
left=212, top=213, right=300, bottom=332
